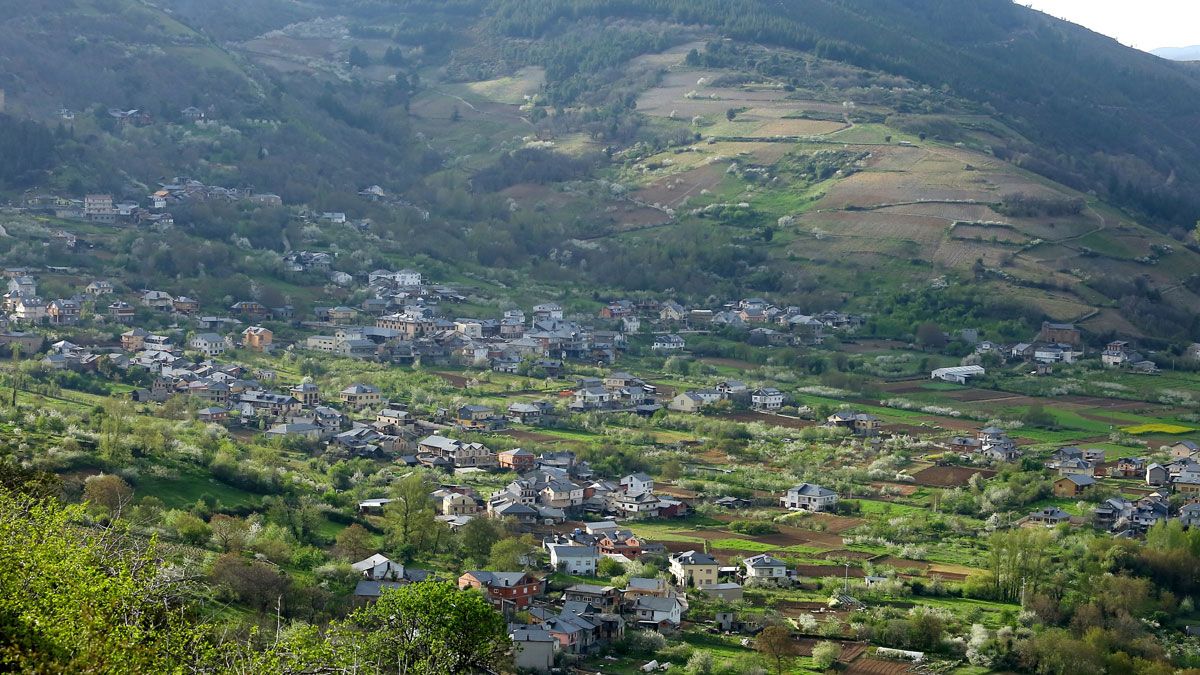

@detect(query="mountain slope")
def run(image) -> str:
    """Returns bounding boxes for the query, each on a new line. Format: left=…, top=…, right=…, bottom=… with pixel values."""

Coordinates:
left=421, top=0, right=1200, bottom=228
left=1, top=0, right=1199, bottom=341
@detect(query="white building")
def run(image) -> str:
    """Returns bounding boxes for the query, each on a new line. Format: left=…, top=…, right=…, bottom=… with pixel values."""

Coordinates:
left=930, top=365, right=985, bottom=384
left=781, top=483, right=838, bottom=512
left=751, top=387, right=784, bottom=411
left=743, top=554, right=788, bottom=579
left=620, top=473, right=654, bottom=494
left=652, top=334, right=686, bottom=351
left=188, top=333, right=227, bottom=357
left=547, top=544, right=598, bottom=576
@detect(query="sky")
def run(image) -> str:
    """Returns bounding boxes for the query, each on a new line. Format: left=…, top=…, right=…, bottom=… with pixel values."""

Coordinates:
left=1020, top=1, right=1200, bottom=51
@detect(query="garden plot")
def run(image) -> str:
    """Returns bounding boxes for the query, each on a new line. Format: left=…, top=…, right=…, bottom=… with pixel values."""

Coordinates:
left=632, top=162, right=731, bottom=209
left=863, top=146, right=929, bottom=172
left=952, top=224, right=1029, bottom=244
left=874, top=201, right=1003, bottom=223
left=798, top=210, right=947, bottom=245
left=911, top=466, right=997, bottom=488
left=929, top=239, right=1011, bottom=269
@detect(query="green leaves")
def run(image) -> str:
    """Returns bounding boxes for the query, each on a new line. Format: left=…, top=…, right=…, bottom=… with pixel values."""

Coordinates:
left=347, top=581, right=511, bottom=674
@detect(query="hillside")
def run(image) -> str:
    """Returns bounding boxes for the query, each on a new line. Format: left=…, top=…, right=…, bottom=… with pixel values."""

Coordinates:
left=1, top=0, right=1200, bottom=341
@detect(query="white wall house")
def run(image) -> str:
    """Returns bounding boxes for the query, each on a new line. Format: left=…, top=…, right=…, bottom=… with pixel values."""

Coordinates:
left=548, top=544, right=598, bottom=576
left=781, top=483, right=838, bottom=512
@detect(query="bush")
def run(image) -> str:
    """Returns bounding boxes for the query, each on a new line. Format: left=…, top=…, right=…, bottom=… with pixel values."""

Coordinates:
left=812, top=641, right=842, bottom=670
left=729, top=520, right=778, bottom=535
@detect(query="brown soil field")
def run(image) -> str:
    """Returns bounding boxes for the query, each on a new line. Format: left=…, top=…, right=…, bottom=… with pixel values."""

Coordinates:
left=700, top=357, right=761, bottom=369
left=708, top=140, right=797, bottom=164
left=754, top=118, right=847, bottom=136
left=801, top=211, right=947, bottom=244
left=500, top=429, right=584, bottom=447
left=796, top=564, right=865, bottom=578
left=875, top=202, right=1002, bottom=222
left=837, top=339, right=911, bottom=354
left=613, top=204, right=672, bottom=228
left=916, top=415, right=983, bottom=432
left=882, top=423, right=938, bottom=437
left=863, top=146, right=928, bottom=172
left=953, top=224, right=1028, bottom=244
left=717, top=411, right=815, bottom=430
left=656, top=485, right=700, bottom=499
left=433, top=372, right=469, bottom=388
left=794, top=639, right=869, bottom=662
left=942, top=388, right=1029, bottom=403
left=843, top=657, right=913, bottom=675
left=869, top=481, right=919, bottom=496
left=912, top=465, right=997, bottom=487
left=808, top=513, right=865, bottom=534
left=931, top=239, right=1011, bottom=269
left=632, top=162, right=729, bottom=208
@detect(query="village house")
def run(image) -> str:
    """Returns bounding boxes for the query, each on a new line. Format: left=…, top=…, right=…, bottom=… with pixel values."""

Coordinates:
left=1146, top=463, right=1169, bottom=486
left=458, top=571, right=543, bottom=611
left=432, top=489, right=480, bottom=516
left=1180, top=503, right=1200, bottom=529
left=826, top=410, right=881, bottom=436
left=456, top=404, right=505, bottom=431
left=652, top=334, right=686, bottom=351
left=547, top=544, right=598, bottom=576
left=291, top=382, right=321, bottom=407
left=659, top=301, right=687, bottom=322
left=1038, top=322, right=1081, bottom=347
left=230, top=301, right=269, bottom=320
left=669, top=389, right=721, bottom=413
left=47, top=299, right=81, bottom=325
left=340, top=384, right=382, bottom=409
left=1058, top=458, right=1095, bottom=477
left=1110, top=457, right=1146, bottom=478
left=1053, top=474, right=1096, bottom=498
left=499, top=448, right=537, bottom=472
left=978, top=426, right=1021, bottom=462
left=622, top=577, right=671, bottom=603
left=241, top=326, right=273, bottom=351
left=83, top=194, right=115, bottom=222
left=188, top=333, right=227, bottom=357
left=669, top=550, right=718, bottom=588
left=742, top=554, right=789, bottom=580
left=563, top=584, right=620, bottom=613
left=510, top=626, right=556, bottom=673
left=596, top=529, right=644, bottom=558
left=418, top=435, right=498, bottom=470
left=781, top=483, right=838, bottom=512
left=85, top=280, right=114, bottom=295
left=172, top=296, right=199, bottom=314
left=1168, top=441, right=1199, bottom=459
left=140, top=290, right=174, bottom=311
left=1028, top=507, right=1071, bottom=526
left=750, top=387, right=784, bottom=411
left=197, top=407, right=229, bottom=423
left=631, top=596, right=685, bottom=628
left=507, top=401, right=549, bottom=425
left=121, top=328, right=149, bottom=351
left=611, top=491, right=662, bottom=518
left=266, top=422, right=324, bottom=442
left=11, top=296, right=47, bottom=324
